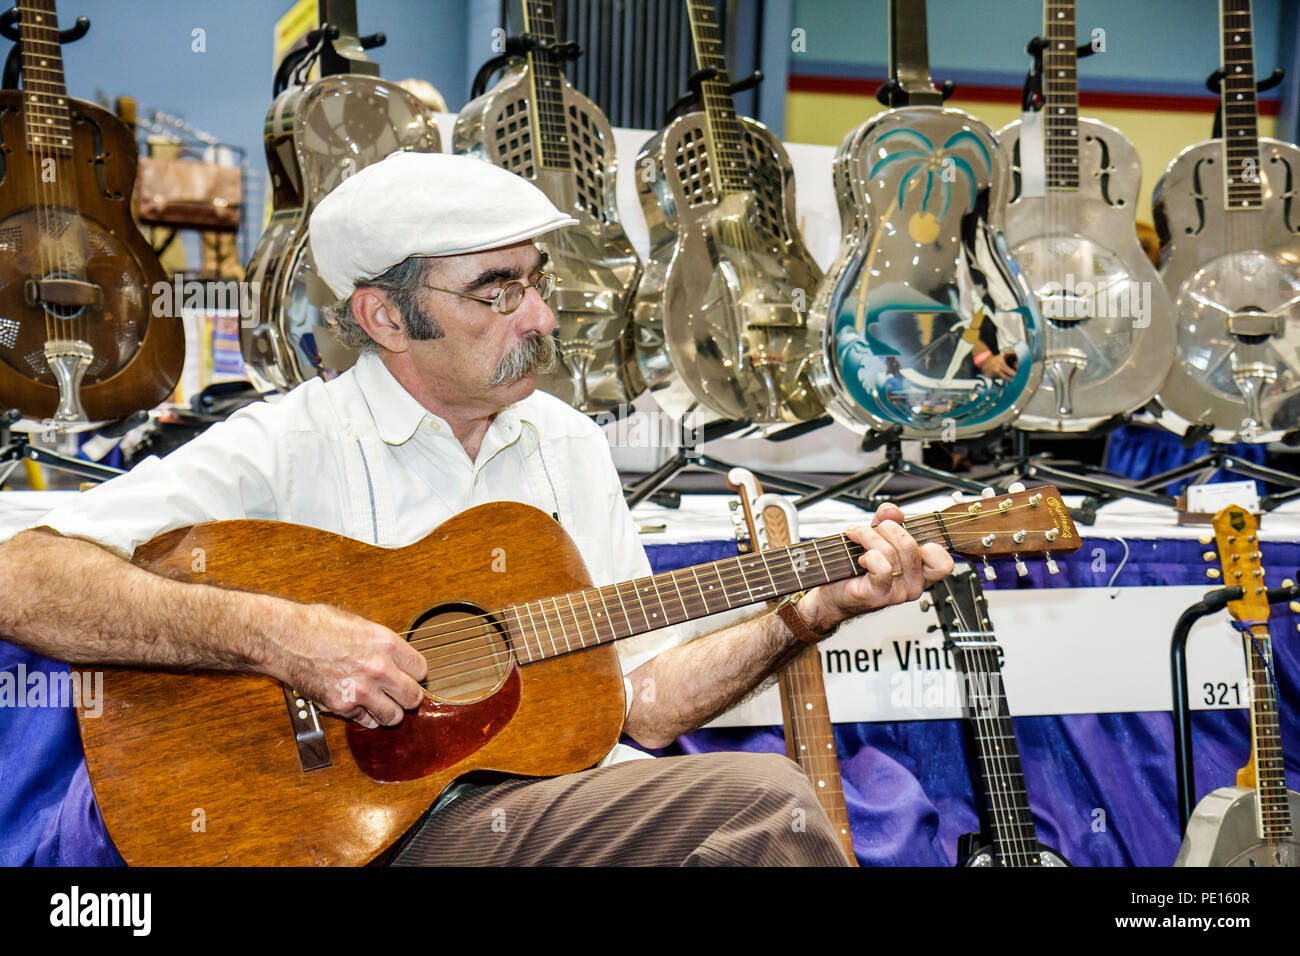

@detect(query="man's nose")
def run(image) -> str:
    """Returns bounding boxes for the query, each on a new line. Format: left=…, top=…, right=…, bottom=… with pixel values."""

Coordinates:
left=514, top=286, right=557, bottom=336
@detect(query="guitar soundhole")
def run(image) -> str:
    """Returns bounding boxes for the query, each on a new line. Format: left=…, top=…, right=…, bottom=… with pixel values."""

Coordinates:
left=407, top=602, right=514, bottom=704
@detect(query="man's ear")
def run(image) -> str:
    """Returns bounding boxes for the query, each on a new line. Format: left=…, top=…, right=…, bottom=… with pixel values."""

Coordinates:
left=351, top=288, right=409, bottom=353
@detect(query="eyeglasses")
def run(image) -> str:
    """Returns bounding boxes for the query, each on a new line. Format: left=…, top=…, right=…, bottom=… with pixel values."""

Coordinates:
left=423, top=271, right=557, bottom=315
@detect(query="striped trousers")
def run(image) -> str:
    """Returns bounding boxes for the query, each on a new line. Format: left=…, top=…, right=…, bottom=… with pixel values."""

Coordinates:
left=390, top=752, right=854, bottom=866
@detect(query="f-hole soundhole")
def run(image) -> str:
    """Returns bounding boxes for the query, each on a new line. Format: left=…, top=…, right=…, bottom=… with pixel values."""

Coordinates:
left=407, top=601, right=514, bottom=703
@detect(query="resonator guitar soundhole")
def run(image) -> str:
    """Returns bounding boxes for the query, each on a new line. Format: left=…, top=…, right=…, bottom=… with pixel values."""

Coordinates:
left=406, top=602, right=515, bottom=703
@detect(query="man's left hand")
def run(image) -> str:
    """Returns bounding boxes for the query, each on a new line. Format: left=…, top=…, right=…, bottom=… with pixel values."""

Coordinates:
left=796, top=503, right=954, bottom=636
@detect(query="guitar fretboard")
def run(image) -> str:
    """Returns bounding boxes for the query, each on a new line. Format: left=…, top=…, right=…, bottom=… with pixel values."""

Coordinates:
left=1043, top=0, right=1079, bottom=190
left=934, top=570, right=1042, bottom=865
left=686, top=0, right=749, bottom=195
left=507, top=529, right=865, bottom=664
left=1221, top=0, right=1262, bottom=209
left=19, top=0, right=73, bottom=157
left=1244, top=626, right=1293, bottom=841
left=523, top=0, right=573, bottom=171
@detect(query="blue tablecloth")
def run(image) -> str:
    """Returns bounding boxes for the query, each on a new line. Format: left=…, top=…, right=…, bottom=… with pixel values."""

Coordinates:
left=2, top=534, right=1297, bottom=866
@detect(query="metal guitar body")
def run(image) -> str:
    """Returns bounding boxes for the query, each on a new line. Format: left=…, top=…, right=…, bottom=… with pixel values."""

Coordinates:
left=632, top=112, right=825, bottom=424
left=998, top=117, right=1175, bottom=430
left=454, top=65, right=641, bottom=413
left=1153, top=136, right=1300, bottom=442
left=809, top=106, right=1043, bottom=440
left=240, top=75, right=440, bottom=392
left=1175, top=786, right=1300, bottom=866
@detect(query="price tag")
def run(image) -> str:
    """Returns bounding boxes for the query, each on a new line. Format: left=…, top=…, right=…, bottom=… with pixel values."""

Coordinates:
left=1186, top=480, right=1261, bottom=515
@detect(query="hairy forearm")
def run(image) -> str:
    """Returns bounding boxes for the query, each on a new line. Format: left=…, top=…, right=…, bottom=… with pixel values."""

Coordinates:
left=0, top=527, right=278, bottom=672
left=622, top=608, right=802, bottom=748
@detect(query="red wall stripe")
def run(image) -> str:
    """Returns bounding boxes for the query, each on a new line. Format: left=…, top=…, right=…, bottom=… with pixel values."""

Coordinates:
left=787, top=75, right=1281, bottom=116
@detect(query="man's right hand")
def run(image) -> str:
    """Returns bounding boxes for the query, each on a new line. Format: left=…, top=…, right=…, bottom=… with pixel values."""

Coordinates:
left=258, top=600, right=428, bottom=729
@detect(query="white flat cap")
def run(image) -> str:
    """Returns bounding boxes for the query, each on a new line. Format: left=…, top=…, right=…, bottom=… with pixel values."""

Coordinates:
left=309, top=150, right=578, bottom=299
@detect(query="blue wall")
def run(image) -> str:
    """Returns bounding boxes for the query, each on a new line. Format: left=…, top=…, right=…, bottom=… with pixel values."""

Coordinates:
left=53, top=0, right=472, bottom=171
left=787, top=0, right=1291, bottom=94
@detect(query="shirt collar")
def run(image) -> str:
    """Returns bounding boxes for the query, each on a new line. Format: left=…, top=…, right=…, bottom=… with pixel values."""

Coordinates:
left=352, top=349, right=537, bottom=447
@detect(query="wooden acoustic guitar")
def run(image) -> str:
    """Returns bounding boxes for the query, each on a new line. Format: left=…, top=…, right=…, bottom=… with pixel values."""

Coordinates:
left=0, top=0, right=182, bottom=425
left=77, top=486, right=1079, bottom=865
left=727, top=467, right=857, bottom=865
left=1177, top=505, right=1299, bottom=866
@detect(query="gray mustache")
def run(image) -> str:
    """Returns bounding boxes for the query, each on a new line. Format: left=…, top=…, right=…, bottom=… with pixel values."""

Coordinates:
left=489, top=332, right=558, bottom=386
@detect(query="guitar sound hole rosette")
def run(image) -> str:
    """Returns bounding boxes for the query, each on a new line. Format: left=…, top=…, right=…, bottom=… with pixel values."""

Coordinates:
left=406, top=602, right=514, bottom=704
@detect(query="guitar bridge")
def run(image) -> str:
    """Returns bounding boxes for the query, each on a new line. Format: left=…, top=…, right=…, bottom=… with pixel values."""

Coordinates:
left=282, top=685, right=332, bottom=772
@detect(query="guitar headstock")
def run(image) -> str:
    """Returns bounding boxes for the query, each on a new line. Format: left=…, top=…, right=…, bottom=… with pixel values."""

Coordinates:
left=1208, top=505, right=1269, bottom=624
left=925, top=564, right=991, bottom=639
left=726, top=467, right=765, bottom=554
left=922, top=484, right=1080, bottom=579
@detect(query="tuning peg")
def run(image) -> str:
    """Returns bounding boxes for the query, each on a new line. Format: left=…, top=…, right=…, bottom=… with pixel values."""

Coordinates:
left=1014, top=555, right=1028, bottom=577
left=951, top=491, right=965, bottom=503
left=982, top=487, right=995, bottom=498
left=1008, top=481, right=1026, bottom=493
left=982, top=557, right=996, bottom=581
left=1202, top=551, right=1216, bottom=561
left=1197, top=533, right=1213, bottom=545
left=1290, top=601, right=1300, bottom=613
left=1206, top=568, right=1221, bottom=579
left=926, top=624, right=939, bottom=633
left=1044, top=553, right=1059, bottom=575
left=919, top=597, right=932, bottom=612
left=1281, top=579, right=1294, bottom=589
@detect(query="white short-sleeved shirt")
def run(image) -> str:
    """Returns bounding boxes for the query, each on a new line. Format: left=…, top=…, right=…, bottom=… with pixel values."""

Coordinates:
left=40, top=350, right=685, bottom=766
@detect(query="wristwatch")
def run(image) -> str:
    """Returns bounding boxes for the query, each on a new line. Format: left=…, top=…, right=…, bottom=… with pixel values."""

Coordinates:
left=775, top=592, right=837, bottom=645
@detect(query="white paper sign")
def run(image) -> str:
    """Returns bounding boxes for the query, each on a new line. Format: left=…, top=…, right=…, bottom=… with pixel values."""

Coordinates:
left=1186, top=480, right=1260, bottom=515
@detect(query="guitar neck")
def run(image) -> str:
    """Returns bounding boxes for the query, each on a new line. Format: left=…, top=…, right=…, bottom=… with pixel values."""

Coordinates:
left=886, top=0, right=944, bottom=107
left=508, top=524, right=871, bottom=664
left=1220, top=0, right=1262, bottom=209
left=18, top=0, right=73, bottom=156
left=952, top=636, right=1042, bottom=864
left=684, top=0, right=748, bottom=195
left=1043, top=0, right=1079, bottom=190
left=778, top=646, right=857, bottom=863
left=1243, top=624, right=1293, bottom=842
left=522, top=0, right=574, bottom=171
left=508, top=487, right=1076, bottom=664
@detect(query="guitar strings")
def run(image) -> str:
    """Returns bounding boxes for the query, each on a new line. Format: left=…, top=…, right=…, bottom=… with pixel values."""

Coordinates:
left=400, top=500, right=1048, bottom=655
left=947, top=573, right=1038, bottom=866
left=404, top=503, right=1064, bottom=686
left=399, top=500, right=1054, bottom=658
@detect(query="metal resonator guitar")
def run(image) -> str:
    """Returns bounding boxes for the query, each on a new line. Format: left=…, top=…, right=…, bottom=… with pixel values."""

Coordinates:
left=997, top=0, right=1175, bottom=432
left=0, top=0, right=182, bottom=426
left=632, top=0, right=824, bottom=425
left=810, top=0, right=1043, bottom=442
left=241, top=3, right=440, bottom=393
left=1153, top=0, right=1300, bottom=443
left=455, top=0, right=641, bottom=414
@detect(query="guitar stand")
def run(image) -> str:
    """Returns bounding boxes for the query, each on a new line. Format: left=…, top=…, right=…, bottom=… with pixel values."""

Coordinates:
left=470, top=33, right=583, bottom=100
left=1020, top=35, right=1097, bottom=112
left=663, top=68, right=764, bottom=126
left=1170, top=575, right=1300, bottom=834
left=623, top=415, right=857, bottom=509
left=983, top=426, right=1176, bottom=524
left=1129, top=439, right=1300, bottom=512
left=791, top=428, right=987, bottom=511
left=0, top=6, right=89, bottom=91
left=1205, top=64, right=1284, bottom=139
left=272, top=23, right=387, bottom=97
left=0, top=408, right=126, bottom=487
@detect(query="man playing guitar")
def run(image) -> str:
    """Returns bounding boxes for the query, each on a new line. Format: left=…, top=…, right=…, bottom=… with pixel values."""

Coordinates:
left=0, top=152, right=953, bottom=866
